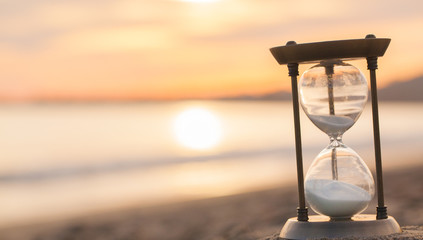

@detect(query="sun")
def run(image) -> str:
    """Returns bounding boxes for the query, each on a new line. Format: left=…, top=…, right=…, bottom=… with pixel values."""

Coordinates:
left=173, top=108, right=222, bottom=150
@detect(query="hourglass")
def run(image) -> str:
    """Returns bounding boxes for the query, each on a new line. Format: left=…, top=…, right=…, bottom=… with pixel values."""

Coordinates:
left=300, top=60, right=374, bottom=219
left=270, top=35, right=402, bottom=239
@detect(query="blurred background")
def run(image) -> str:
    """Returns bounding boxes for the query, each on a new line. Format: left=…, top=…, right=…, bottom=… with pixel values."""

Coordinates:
left=1, top=0, right=423, bottom=239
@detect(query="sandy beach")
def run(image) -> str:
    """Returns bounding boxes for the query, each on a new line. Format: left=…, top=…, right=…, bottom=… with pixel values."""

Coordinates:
left=1, top=161, right=422, bottom=240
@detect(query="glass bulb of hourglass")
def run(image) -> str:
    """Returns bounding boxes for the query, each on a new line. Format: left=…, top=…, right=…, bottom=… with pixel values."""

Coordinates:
left=299, top=60, right=374, bottom=219
left=305, top=142, right=375, bottom=218
left=299, top=60, right=368, bottom=137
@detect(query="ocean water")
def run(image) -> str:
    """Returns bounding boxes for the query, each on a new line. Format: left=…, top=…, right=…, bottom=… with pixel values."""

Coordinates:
left=0, top=101, right=422, bottom=228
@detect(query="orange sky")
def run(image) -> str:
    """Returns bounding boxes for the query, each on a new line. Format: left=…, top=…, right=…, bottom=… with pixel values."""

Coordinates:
left=1, top=0, right=423, bottom=101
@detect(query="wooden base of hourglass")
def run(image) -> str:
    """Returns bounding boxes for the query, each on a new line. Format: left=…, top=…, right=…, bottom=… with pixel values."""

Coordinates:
left=279, top=214, right=401, bottom=240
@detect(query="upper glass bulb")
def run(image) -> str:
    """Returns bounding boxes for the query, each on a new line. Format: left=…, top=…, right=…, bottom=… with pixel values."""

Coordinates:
left=299, top=60, right=368, bottom=137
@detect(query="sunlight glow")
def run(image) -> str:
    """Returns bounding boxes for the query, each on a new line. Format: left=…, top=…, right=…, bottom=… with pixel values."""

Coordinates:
left=179, top=0, right=219, bottom=2
left=173, top=108, right=222, bottom=150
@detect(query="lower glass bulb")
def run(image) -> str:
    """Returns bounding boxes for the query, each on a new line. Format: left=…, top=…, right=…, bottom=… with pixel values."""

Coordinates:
left=305, top=141, right=375, bottom=219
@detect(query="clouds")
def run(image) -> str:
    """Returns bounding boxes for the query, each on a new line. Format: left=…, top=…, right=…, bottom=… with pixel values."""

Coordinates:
left=0, top=0, right=423, bottom=101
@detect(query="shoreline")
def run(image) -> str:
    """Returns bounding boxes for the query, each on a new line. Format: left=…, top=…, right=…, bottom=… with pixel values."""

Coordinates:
left=1, top=162, right=422, bottom=240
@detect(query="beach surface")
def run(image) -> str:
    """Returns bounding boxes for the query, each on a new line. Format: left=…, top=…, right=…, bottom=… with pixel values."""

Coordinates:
left=1, top=163, right=422, bottom=240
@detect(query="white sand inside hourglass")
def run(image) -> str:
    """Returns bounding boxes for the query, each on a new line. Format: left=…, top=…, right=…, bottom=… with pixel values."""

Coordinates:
left=308, top=115, right=355, bottom=134
left=305, top=179, right=371, bottom=218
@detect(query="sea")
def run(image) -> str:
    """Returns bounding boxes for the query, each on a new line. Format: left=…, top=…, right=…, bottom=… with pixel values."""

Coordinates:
left=0, top=101, right=422, bottom=228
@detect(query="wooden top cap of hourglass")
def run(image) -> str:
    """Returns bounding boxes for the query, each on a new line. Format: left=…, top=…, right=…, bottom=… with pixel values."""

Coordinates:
left=270, top=35, right=391, bottom=65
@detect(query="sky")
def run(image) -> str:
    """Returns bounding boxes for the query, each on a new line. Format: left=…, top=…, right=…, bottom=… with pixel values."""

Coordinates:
left=1, top=0, right=423, bottom=101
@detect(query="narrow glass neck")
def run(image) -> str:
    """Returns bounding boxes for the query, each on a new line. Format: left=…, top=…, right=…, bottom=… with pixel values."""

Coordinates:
left=329, top=135, right=343, bottom=146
